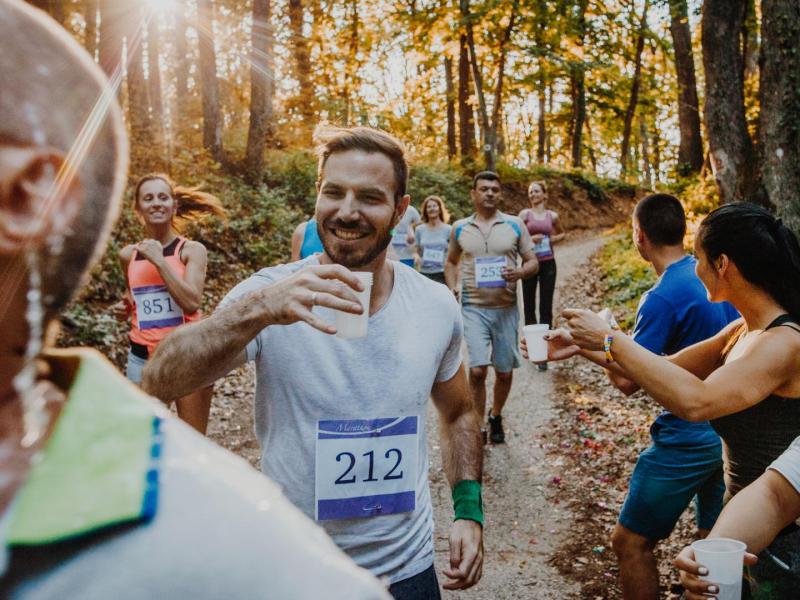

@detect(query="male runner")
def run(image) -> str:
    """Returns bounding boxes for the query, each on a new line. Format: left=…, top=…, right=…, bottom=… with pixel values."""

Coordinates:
left=144, top=126, right=484, bottom=598
left=598, top=194, right=739, bottom=599
left=0, top=2, right=387, bottom=598
left=391, top=200, right=420, bottom=267
left=445, top=172, right=538, bottom=444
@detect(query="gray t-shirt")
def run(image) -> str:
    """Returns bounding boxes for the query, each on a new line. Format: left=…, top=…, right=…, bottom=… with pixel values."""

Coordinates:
left=415, top=223, right=452, bottom=274
left=220, top=258, right=463, bottom=583
left=2, top=414, right=389, bottom=599
left=769, top=435, right=800, bottom=494
left=391, top=206, right=421, bottom=260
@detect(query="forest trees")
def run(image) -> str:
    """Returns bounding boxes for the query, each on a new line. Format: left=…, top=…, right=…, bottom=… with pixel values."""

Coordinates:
left=22, top=0, right=800, bottom=228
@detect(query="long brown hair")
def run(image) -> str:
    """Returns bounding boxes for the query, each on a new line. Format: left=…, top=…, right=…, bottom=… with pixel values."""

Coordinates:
left=134, top=173, right=226, bottom=232
left=421, top=195, right=451, bottom=224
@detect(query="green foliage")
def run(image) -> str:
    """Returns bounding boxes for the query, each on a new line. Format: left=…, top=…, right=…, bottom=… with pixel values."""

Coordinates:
left=407, top=162, right=472, bottom=219
left=596, top=229, right=657, bottom=330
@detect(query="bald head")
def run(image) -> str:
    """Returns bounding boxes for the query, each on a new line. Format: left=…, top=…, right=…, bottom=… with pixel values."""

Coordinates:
left=0, top=0, right=128, bottom=313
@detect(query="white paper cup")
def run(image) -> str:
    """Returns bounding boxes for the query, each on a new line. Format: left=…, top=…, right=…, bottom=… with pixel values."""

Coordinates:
left=334, top=271, right=373, bottom=339
left=523, top=324, right=550, bottom=362
left=691, top=538, right=746, bottom=600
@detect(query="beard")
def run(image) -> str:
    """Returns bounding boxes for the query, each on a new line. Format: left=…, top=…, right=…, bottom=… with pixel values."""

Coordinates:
left=319, top=219, right=393, bottom=268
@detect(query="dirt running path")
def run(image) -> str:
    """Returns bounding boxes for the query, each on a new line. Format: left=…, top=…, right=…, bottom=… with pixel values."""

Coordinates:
left=430, top=233, right=604, bottom=599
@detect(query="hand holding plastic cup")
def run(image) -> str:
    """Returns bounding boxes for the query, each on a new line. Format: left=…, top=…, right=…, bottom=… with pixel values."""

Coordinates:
left=523, top=324, right=550, bottom=362
left=334, top=271, right=373, bottom=339
left=690, top=538, right=747, bottom=600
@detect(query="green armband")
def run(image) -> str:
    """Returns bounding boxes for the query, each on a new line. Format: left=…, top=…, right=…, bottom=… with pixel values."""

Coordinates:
left=452, top=480, right=483, bottom=526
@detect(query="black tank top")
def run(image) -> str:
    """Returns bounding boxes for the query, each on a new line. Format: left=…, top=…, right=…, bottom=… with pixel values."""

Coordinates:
left=711, top=314, right=800, bottom=499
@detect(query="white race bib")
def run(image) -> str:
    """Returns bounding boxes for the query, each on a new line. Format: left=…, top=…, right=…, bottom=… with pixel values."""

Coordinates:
left=533, top=236, right=552, bottom=256
left=474, top=256, right=507, bottom=288
left=315, top=416, right=418, bottom=521
left=392, top=230, right=409, bottom=247
left=132, top=284, right=184, bottom=330
left=422, top=246, right=445, bottom=269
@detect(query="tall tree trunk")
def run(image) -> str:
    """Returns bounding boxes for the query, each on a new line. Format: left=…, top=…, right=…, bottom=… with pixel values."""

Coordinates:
left=460, top=0, right=492, bottom=170
left=341, top=0, right=359, bottom=125
left=30, top=0, right=65, bottom=24
left=760, top=0, right=800, bottom=230
left=147, top=12, right=164, bottom=146
left=245, top=0, right=275, bottom=182
left=457, top=33, right=475, bottom=163
left=125, top=5, right=152, bottom=148
left=173, top=7, right=190, bottom=134
left=485, top=0, right=519, bottom=171
left=620, top=0, right=649, bottom=176
left=570, top=0, right=587, bottom=168
left=288, top=0, right=315, bottom=144
left=668, top=0, right=704, bottom=175
left=702, top=0, right=759, bottom=203
left=98, top=0, right=124, bottom=82
left=445, top=56, right=457, bottom=160
left=536, top=88, right=546, bottom=163
left=197, top=0, right=224, bottom=163
left=545, top=83, right=553, bottom=163
left=84, top=0, right=98, bottom=58
left=652, top=121, right=662, bottom=183
left=640, top=117, right=653, bottom=187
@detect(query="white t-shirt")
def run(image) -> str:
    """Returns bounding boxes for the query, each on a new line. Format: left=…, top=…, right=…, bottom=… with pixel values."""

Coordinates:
left=769, top=435, right=800, bottom=494
left=391, top=206, right=421, bottom=260
left=219, top=258, right=463, bottom=583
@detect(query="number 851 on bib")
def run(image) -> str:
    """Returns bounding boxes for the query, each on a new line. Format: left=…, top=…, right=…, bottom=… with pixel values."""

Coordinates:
left=315, top=417, right=419, bottom=521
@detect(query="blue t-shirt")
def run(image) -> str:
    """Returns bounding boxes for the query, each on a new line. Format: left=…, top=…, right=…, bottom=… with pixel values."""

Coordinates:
left=632, top=255, right=739, bottom=447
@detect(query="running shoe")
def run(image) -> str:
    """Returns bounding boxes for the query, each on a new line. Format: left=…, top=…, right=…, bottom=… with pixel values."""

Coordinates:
left=488, top=414, right=505, bottom=444
left=480, top=428, right=488, bottom=445
left=537, top=362, right=548, bottom=371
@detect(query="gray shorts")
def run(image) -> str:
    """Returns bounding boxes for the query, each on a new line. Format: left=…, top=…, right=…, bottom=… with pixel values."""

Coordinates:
left=126, top=349, right=147, bottom=385
left=461, top=304, right=521, bottom=372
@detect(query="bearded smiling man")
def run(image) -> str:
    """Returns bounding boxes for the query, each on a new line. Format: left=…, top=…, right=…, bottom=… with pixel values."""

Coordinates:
left=144, top=125, right=485, bottom=598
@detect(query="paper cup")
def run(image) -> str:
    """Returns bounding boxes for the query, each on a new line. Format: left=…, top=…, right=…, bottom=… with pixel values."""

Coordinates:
left=691, top=538, right=746, bottom=600
left=334, top=271, right=373, bottom=339
left=523, top=324, right=550, bottom=362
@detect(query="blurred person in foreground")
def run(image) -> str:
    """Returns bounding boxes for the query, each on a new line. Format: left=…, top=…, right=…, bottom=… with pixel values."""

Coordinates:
left=0, top=2, right=388, bottom=597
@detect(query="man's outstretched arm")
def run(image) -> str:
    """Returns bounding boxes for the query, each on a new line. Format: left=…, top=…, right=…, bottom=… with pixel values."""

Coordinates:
left=431, top=365, right=484, bottom=591
left=143, top=264, right=366, bottom=402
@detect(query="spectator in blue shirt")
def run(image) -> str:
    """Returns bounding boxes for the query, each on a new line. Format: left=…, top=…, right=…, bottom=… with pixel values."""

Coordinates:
left=598, top=195, right=738, bottom=599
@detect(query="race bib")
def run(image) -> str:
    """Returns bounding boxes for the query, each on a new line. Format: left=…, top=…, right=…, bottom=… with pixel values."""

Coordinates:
left=392, top=230, right=409, bottom=247
left=132, top=284, right=184, bottom=330
left=533, top=236, right=552, bottom=256
left=474, top=256, right=507, bottom=288
left=422, top=246, right=445, bottom=269
left=315, top=416, right=418, bottom=521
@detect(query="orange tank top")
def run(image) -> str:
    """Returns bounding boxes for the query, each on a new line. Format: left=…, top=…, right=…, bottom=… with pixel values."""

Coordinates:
left=128, top=237, right=201, bottom=352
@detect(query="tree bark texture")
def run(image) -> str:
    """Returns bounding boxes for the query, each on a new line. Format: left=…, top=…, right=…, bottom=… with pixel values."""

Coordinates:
left=486, top=0, right=519, bottom=171
left=445, top=56, right=457, bottom=160
left=458, top=33, right=475, bottom=162
left=84, top=0, right=98, bottom=58
left=460, top=0, right=492, bottom=170
left=98, top=0, right=124, bottom=81
left=29, top=0, right=65, bottom=24
left=125, top=5, right=152, bottom=148
left=245, top=0, right=275, bottom=182
left=570, top=0, right=587, bottom=168
left=620, top=0, right=648, bottom=176
left=668, top=0, right=704, bottom=175
left=759, top=0, right=800, bottom=231
left=701, top=0, right=759, bottom=203
left=147, top=12, right=165, bottom=145
left=537, top=88, right=546, bottom=163
left=197, top=0, right=224, bottom=162
left=288, top=0, right=315, bottom=144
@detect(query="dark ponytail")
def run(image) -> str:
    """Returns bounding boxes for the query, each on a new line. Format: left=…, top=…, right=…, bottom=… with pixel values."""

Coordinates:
left=698, top=202, right=800, bottom=321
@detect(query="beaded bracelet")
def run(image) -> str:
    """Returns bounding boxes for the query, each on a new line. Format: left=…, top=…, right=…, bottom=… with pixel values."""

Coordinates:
left=603, top=333, right=614, bottom=363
